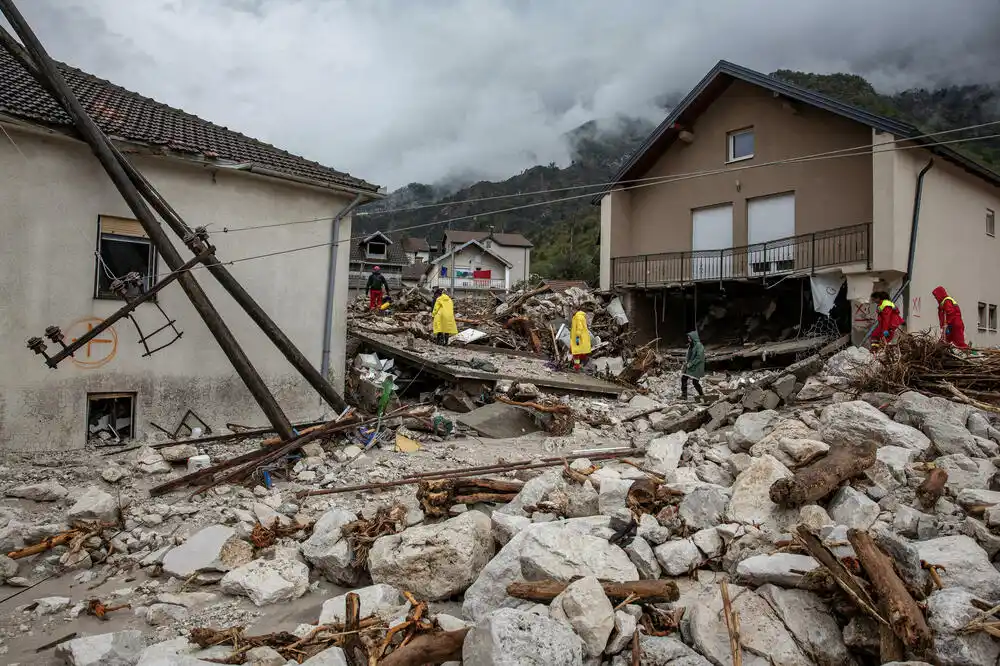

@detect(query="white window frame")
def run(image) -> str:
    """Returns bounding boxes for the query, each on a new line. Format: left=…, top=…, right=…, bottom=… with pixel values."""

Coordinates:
left=987, top=208, right=995, bottom=237
left=727, top=128, right=755, bottom=163
left=366, top=241, right=387, bottom=259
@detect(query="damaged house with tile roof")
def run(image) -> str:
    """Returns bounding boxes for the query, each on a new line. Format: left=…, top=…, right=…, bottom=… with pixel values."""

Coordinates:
left=0, top=48, right=383, bottom=450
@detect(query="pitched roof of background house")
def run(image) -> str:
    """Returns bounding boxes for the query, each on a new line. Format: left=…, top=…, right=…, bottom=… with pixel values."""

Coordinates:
left=444, top=230, right=533, bottom=248
left=0, top=47, right=380, bottom=194
left=402, top=261, right=431, bottom=280
left=593, top=59, right=1000, bottom=204
left=432, top=239, right=514, bottom=267
left=402, top=237, right=431, bottom=253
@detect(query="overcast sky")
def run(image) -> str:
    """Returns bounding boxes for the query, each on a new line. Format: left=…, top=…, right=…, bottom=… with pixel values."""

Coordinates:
left=8, top=0, right=1000, bottom=190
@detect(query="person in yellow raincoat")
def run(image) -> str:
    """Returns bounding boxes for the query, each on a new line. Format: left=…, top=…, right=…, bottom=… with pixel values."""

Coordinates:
left=570, top=310, right=592, bottom=372
left=432, top=288, right=458, bottom=345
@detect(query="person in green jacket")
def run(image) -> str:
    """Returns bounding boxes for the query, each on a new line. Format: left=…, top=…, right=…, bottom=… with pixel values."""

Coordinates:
left=682, top=330, right=705, bottom=400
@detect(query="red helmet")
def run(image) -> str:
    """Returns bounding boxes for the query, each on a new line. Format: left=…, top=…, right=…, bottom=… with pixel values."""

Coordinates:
left=373, top=266, right=381, bottom=271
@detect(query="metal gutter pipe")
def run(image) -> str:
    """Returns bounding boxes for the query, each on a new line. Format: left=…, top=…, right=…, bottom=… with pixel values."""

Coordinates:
left=321, top=193, right=367, bottom=380
left=902, top=159, right=934, bottom=320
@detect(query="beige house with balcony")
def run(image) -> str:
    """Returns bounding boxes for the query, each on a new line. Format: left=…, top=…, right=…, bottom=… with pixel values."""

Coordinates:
left=598, top=60, right=1000, bottom=346
left=443, top=230, right=532, bottom=286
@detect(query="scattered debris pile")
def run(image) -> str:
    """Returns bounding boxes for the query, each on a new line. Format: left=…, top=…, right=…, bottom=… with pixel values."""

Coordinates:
left=853, top=332, right=1000, bottom=409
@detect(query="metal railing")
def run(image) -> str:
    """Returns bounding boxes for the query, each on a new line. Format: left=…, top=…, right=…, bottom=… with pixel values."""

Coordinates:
left=435, top=277, right=509, bottom=291
left=348, top=272, right=403, bottom=289
left=611, top=223, right=871, bottom=288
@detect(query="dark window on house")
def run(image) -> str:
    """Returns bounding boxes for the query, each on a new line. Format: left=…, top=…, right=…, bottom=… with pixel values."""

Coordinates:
left=979, top=302, right=988, bottom=331
left=991, top=305, right=998, bottom=332
left=987, top=209, right=995, bottom=237
left=87, top=392, right=135, bottom=445
left=366, top=241, right=387, bottom=258
left=727, top=128, right=755, bottom=162
left=95, top=217, right=156, bottom=299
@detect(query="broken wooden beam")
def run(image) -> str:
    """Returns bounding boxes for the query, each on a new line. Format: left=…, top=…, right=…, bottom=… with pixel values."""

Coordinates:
left=769, top=440, right=877, bottom=508
left=795, top=526, right=885, bottom=624
left=847, top=529, right=933, bottom=657
left=916, top=468, right=948, bottom=509
left=379, top=629, right=468, bottom=666
left=506, top=579, right=679, bottom=604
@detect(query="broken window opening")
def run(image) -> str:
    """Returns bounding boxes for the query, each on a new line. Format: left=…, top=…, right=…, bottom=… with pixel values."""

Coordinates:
left=95, top=217, right=157, bottom=300
left=87, top=392, right=135, bottom=446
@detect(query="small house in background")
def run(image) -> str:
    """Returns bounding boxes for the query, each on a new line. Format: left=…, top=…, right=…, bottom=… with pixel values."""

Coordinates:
left=442, top=230, right=532, bottom=285
left=349, top=231, right=407, bottom=290
left=401, top=261, right=431, bottom=289
left=426, top=239, right=513, bottom=292
left=402, top=237, right=432, bottom=264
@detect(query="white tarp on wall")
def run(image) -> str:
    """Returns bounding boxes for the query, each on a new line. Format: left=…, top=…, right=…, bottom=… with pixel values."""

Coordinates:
left=810, top=273, right=845, bottom=316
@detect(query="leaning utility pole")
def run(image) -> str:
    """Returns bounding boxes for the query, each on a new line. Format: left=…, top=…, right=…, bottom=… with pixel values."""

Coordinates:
left=0, top=22, right=360, bottom=416
left=0, top=0, right=299, bottom=439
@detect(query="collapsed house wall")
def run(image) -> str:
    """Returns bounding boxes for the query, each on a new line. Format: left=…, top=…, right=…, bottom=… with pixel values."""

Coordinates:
left=0, top=127, right=357, bottom=451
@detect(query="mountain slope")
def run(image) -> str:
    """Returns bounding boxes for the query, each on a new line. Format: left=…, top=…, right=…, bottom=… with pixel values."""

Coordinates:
left=358, top=72, right=999, bottom=284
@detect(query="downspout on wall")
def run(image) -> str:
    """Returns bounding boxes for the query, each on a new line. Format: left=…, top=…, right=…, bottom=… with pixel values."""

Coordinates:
left=320, top=193, right=366, bottom=380
left=902, top=159, right=935, bottom=321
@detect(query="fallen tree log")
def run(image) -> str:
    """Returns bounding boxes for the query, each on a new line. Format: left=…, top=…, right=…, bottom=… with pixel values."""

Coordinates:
left=847, top=529, right=933, bottom=658
left=769, top=440, right=876, bottom=508
left=379, top=628, right=468, bottom=666
left=795, top=526, right=885, bottom=624
left=916, top=468, right=948, bottom=509
left=507, top=579, right=679, bottom=604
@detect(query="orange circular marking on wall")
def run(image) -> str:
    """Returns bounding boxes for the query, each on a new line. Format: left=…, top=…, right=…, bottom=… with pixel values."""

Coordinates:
left=65, top=317, right=118, bottom=369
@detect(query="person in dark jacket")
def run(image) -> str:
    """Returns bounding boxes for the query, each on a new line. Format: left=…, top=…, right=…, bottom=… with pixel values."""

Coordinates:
left=933, top=286, right=969, bottom=348
left=366, top=266, right=390, bottom=310
left=682, top=330, right=706, bottom=400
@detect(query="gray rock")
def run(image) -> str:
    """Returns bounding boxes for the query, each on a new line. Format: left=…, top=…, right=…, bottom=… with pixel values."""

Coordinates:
left=968, top=412, right=992, bottom=439
left=520, top=521, right=637, bottom=583
left=957, top=488, right=1000, bottom=512
left=319, top=584, right=405, bottom=625
left=729, top=410, right=782, bottom=450
left=369, top=511, right=494, bottom=601
left=685, top=582, right=812, bottom=666
left=893, top=506, right=922, bottom=538
left=646, top=432, right=688, bottom=473
left=605, top=609, right=638, bottom=655
left=757, top=584, right=853, bottom=666
left=161, top=525, right=253, bottom=579
left=549, top=576, right=614, bottom=657
left=145, top=603, right=189, bottom=626
left=773, top=375, right=798, bottom=401
left=937, top=454, right=996, bottom=492
left=300, top=647, right=349, bottom=666
left=492, top=512, right=531, bottom=546
left=101, top=463, right=128, bottom=483
left=962, top=517, right=1000, bottom=559
left=926, top=420, right=988, bottom=458
left=842, top=616, right=880, bottom=656
left=463, top=518, right=618, bottom=622
left=134, top=637, right=213, bottom=666
left=653, top=539, right=701, bottom=576
left=499, top=469, right=598, bottom=519
left=986, top=505, right=1000, bottom=529
left=827, top=486, right=880, bottom=530
left=220, top=558, right=309, bottom=606
left=916, top=535, right=1000, bottom=600
left=66, top=486, right=118, bottom=523
left=680, top=486, right=730, bottom=531
left=637, top=513, right=672, bottom=545
left=726, top=455, right=796, bottom=533
left=35, top=595, right=71, bottom=614
left=463, top=608, right=584, bottom=666
left=597, top=478, right=634, bottom=525
left=160, top=444, right=199, bottom=462
left=301, top=507, right=364, bottom=586
left=780, top=438, right=829, bottom=466
left=0, top=554, right=17, bottom=581
left=691, top=528, right=724, bottom=559
left=245, top=646, right=286, bottom=666
left=624, top=536, right=661, bottom=579
left=927, top=587, right=1000, bottom=666
left=695, top=462, right=734, bottom=487
left=6, top=481, right=68, bottom=501
left=638, top=635, right=712, bottom=665
left=895, top=391, right=972, bottom=427
left=821, top=401, right=930, bottom=452
left=736, top=553, right=820, bottom=587
left=796, top=377, right=837, bottom=401
left=798, top=505, right=833, bottom=531
left=55, top=630, right=148, bottom=666
left=870, top=524, right=930, bottom=593
left=825, top=346, right=874, bottom=379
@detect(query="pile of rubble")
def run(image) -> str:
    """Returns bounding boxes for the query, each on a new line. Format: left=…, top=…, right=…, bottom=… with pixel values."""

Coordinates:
left=349, top=284, right=632, bottom=364
left=4, top=343, right=1000, bottom=664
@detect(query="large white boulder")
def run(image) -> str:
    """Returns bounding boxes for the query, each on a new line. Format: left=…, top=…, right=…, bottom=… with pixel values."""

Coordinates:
left=161, top=525, right=253, bottom=579
left=927, top=587, right=1000, bottom=666
left=519, top=521, right=637, bottom=583
left=319, top=584, right=406, bottom=625
left=6, top=481, right=68, bottom=501
left=916, top=535, right=1000, bottom=600
left=725, top=455, right=796, bottom=533
left=729, top=411, right=782, bottom=451
left=821, top=401, right=930, bottom=452
left=55, top=630, right=147, bottom=666
left=66, top=486, right=118, bottom=523
left=757, top=585, right=853, bottom=666
left=220, top=558, right=309, bottom=606
left=463, top=608, right=584, bottom=666
left=498, top=469, right=598, bottom=519
left=645, top=431, right=688, bottom=473
left=548, top=576, right=614, bottom=657
left=368, top=510, right=494, bottom=600
left=301, top=507, right=364, bottom=586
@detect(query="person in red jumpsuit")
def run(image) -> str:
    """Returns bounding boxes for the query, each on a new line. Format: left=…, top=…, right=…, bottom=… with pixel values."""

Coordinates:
left=932, top=286, right=969, bottom=348
left=871, top=291, right=904, bottom=350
